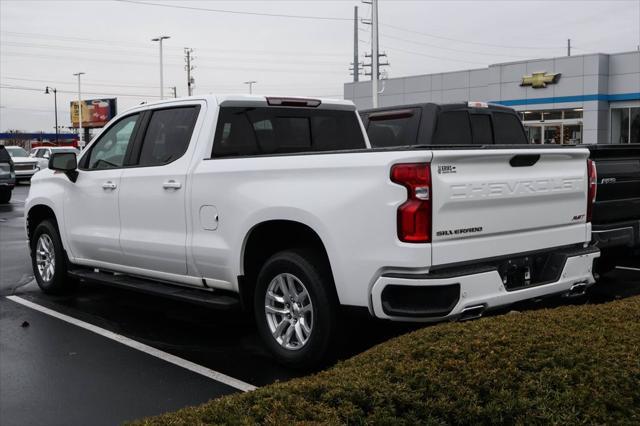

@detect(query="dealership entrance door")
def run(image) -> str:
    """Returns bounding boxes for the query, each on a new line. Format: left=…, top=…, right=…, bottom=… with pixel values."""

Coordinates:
left=521, top=109, right=583, bottom=145
left=524, top=121, right=582, bottom=144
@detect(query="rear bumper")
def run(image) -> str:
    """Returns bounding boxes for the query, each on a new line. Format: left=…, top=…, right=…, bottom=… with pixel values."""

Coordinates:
left=592, top=221, right=640, bottom=250
left=370, top=246, right=599, bottom=322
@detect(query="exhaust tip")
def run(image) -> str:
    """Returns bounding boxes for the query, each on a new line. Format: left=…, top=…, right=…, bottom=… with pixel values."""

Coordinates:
left=563, top=281, right=588, bottom=298
left=459, top=304, right=486, bottom=321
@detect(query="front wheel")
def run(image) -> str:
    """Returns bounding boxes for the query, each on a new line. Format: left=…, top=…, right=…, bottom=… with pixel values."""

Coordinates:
left=30, top=220, right=75, bottom=294
left=254, top=249, right=338, bottom=369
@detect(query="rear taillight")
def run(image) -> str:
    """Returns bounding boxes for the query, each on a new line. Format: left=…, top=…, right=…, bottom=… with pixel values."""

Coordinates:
left=587, top=159, right=597, bottom=222
left=391, top=163, right=432, bottom=243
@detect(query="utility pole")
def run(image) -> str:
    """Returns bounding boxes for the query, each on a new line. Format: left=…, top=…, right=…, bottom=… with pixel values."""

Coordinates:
left=352, top=6, right=359, bottom=82
left=171, top=86, right=177, bottom=98
left=362, top=0, right=388, bottom=107
left=152, top=35, right=170, bottom=99
left=184, top=48, right=195, bottom=96
left=371, top=0, right=379, bottom=107
left=244, top=80, right=257, bottom=94
left=73, top=72, right=85, bottom=148
left=567, top=39, right=571, bottom=56
left=44, top=86, right=59, bottom=143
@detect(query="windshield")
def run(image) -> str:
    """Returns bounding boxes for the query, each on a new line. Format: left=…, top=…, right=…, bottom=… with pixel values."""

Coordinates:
left=5, top=147, right=29, bottom=157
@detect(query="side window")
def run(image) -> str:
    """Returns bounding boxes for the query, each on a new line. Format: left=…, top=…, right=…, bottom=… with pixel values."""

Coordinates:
left=212, top=109, right=260, bottom=157
left=493, top=112, right=528, bottom=144
left=212, top=107, right=366, bottom=158
left=433, top=111, right=472, bottom=145
left=366, top=109, right=421, bottom=148
left=137, top=107, right=199, bottom=167
left=85, top=114, right=139, bottom=170
left=35, top=149, right=46, bottom=158
left=470, top=114, right=494, bottom=145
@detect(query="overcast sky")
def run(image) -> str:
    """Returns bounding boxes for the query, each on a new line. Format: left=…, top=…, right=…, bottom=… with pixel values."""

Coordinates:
left=1, top=0, right=639, bottom=132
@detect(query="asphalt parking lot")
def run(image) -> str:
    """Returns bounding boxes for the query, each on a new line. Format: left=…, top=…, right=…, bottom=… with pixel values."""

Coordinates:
left=1, top=184, right=639, bottom=425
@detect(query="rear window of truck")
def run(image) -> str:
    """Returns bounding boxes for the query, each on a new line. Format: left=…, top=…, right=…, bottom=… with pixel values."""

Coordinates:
left=433, top=110, right=527, bottom=145
left=212, top=107, right=365, bottom=158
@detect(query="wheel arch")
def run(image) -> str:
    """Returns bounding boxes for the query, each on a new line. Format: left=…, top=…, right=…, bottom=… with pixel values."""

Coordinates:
left=238, top=219, right=338, bottom=310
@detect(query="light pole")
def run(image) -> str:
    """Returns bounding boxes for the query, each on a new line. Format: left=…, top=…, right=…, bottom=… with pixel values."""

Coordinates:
left=152, top=35, right=170, bottom=99
left=44, top=86, right=59, bottom=143
left=73, top=72, right=85, bottom=147
left=243, top=80, right=257, bottom=94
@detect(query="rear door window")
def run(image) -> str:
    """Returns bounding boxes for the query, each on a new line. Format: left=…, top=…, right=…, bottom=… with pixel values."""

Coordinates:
left=493, top=112, right=528, bottom=144
left=212, top=107, right=365, bottom=157
left=136, top=106, right=200, bottom=167
left=365, top=109, right=421, bottom=148
left=470, top=114, right=494, bottom=145
left=433, top=111, right=472, bottom=145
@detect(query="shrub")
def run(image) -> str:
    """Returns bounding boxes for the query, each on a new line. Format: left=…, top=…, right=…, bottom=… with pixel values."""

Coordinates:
left=134, top=296, right=640, bottom=425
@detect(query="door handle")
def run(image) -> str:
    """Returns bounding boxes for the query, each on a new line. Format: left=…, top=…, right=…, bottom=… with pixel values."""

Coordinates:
left=102, top=181, right=117, bottom=190
left=163, top=180, right=182, bottom=190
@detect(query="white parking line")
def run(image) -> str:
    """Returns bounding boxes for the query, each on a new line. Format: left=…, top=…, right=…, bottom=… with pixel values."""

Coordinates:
left=6, top=295, right=257, bottom=392
left=616, top=266, right=640, bottom=272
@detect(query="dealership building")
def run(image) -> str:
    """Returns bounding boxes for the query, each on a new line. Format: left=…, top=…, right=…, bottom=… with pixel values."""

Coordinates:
left=344, top=50, right=640, bottom=144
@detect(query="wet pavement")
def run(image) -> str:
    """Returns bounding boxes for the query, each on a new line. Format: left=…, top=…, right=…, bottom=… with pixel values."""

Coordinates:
left=1, top=184, right=639, bottom=425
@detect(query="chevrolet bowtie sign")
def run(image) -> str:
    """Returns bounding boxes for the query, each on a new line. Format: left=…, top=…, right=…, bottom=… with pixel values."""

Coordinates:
left=520, top=72, right=562, bottom=88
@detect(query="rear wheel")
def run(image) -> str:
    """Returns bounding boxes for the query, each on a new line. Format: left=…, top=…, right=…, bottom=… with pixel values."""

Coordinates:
left=254, top=249, right=337, bottom=369
left=0, top=188, right=10, bottom=204
left=30, top=220, right=75, bottom=294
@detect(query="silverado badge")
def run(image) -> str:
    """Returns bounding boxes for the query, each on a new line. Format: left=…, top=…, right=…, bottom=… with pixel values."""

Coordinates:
left=520, top=72, right=561, bottom=88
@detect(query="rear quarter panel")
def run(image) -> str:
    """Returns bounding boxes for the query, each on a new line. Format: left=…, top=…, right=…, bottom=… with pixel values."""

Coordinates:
left=189, top=150, right=433, bottom=307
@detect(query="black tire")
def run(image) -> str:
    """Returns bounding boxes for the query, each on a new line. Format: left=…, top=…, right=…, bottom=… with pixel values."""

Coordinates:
left=0, top=188, right=10, bottom=204
left=594, top=256, right=617, bottom=276
left=30, top=219, right=75, bottom=294
left=254, top=248, right=338, bottom=369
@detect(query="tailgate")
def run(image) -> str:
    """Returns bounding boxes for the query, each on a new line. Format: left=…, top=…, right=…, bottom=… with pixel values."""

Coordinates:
left=429, top=148, right=590, bottom=265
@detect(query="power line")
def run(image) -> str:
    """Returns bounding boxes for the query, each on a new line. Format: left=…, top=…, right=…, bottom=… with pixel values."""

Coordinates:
left=381, top=23, right=568, bottom=50
left=1, top=84, right=162, bottom=98
left=114, top=0, right=352, bottom=21
left=1, top=51, right=349, bottom=75
left=1, top=30, right=351, bottom=58
left=2, top=76, right=169, bottom=90
left=0, top=39, right=349, bottom=66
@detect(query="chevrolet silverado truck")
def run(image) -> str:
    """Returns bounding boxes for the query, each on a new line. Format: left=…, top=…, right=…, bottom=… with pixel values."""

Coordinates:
left=26, top=95, right=598, bottom=367
left=360, top=102, right=637, bottom=274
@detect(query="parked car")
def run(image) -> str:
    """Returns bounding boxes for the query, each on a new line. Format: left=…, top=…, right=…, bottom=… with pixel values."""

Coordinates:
left=26, top=95, right=598, bottom=367
left=360, top=102, right=638, bottom=273
left=4, top=145, right=39, bottom=182
left=0, top=145, right=16, bottom=203
left=30, top=146, right=80, bottom=171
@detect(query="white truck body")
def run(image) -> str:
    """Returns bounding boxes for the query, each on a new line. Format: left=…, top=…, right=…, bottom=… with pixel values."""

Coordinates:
left=26, top=94, right=598, bottom=363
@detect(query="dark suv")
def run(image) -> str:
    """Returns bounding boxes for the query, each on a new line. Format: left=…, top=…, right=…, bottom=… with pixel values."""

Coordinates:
left=0, top=145, right=16, bottom=204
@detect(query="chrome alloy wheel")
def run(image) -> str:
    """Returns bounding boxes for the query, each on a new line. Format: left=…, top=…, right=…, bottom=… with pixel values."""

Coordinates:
left=265, top=273, right=314, bottom=351
left=36, top=234, right=56, bottom=282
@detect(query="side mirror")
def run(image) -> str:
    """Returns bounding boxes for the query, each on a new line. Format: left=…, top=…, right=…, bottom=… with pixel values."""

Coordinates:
left=49, top=152, right=78, bottom=182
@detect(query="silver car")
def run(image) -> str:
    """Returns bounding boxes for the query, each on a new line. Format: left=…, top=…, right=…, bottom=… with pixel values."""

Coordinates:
left=4, top=146, right=39, bottom=182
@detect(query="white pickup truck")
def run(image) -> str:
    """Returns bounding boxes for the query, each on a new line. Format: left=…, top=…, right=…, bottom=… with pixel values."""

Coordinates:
left=26, top=95, right=599, bottom=367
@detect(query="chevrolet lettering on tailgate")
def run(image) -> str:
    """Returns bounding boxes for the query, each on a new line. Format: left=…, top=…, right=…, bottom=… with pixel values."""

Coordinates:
left=450, top=177, right=583, bottom=200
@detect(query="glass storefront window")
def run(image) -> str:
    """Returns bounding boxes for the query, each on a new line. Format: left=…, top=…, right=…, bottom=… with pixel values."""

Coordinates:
left=521, top=108, right=583, bottom=144
left=542, top=110, right=562, bottom=121
left=631, top=108, right=640, bottom=144
left=611, top=107, right=637, bottom=144
left=522, top=111, right=542, bottom=121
